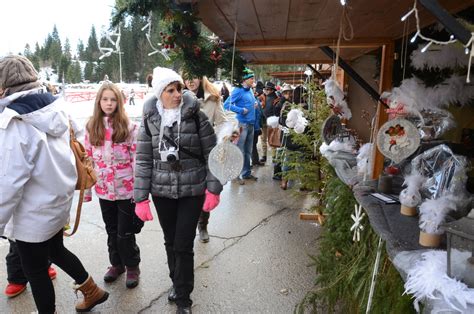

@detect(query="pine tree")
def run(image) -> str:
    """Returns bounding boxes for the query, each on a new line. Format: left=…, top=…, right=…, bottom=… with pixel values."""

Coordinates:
left=66, top=60, right=82, bottom=83
left=49, top=25, right=63, bottom=72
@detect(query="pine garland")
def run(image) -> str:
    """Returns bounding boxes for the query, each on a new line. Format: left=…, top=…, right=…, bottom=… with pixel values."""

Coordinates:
left=285, top=83, right=415, bottom=313
left=297, top=172, right=415, bottom=313
left=112, top=0, right=246, bottom=80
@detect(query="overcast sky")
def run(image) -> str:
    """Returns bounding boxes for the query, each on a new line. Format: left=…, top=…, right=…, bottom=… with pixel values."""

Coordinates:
left=1, top=0, right=116, bottom=56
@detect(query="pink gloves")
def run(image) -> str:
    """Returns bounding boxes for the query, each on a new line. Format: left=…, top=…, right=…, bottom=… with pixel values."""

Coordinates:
left=135, top=200, right=153, bottom=221
left=203, top=189, right=220, bottom=212
left=84, top=189, right=92, bottom=202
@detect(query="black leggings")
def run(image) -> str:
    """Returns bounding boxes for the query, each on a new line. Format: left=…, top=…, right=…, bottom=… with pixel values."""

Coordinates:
left=99, top=198, right=140, bottom=267
left=16, top=229, right=89, bottom=314
left=153, top=195, right=205, bottom=307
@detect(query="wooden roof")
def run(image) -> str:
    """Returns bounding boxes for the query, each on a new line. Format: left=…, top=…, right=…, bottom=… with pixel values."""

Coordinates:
left=196, top=0, right=474, bottom=64
left=268, top=70, right=331, bottom=84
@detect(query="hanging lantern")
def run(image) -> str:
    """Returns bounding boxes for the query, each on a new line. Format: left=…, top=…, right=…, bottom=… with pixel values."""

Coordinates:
left=443, top=216, right=474, bottom=288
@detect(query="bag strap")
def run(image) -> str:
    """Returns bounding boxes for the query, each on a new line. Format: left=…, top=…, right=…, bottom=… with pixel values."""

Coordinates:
left=64, top=121, right=85, bottom=237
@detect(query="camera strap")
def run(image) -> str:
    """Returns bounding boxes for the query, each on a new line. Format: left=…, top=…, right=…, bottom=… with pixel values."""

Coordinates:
left=144, top=115, right=205, bottom=163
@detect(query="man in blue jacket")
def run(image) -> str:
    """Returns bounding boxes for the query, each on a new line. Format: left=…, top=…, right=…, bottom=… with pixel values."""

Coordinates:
left=224, top=68, right=257, bottom=184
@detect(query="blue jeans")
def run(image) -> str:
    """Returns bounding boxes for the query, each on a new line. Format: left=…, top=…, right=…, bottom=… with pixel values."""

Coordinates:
left=237, top=123, right=254, bottom=178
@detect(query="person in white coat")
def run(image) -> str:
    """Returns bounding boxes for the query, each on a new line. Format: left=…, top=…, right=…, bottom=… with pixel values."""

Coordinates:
left=0, top=55, right=108, bottom=313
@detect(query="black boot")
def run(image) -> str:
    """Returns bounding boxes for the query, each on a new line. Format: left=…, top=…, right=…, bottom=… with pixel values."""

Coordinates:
left=168, top=287, right=177, bottom=302
left=272, top=163, right=282, bottom=180
left=198, top=211, right=210, bottom=243
left=176, top=305, right=192, bottom=314
left=198, top=226, right=209, bottom=243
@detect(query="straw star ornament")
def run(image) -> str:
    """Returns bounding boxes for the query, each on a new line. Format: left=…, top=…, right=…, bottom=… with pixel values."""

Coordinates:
left=350, top=204, right=365, bottom=242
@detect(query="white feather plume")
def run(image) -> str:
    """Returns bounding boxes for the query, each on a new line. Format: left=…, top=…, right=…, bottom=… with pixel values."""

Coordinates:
left=215, top=121, right=235, bottom=144
left=404, top=250, right=474, bottom=312
left=411, top=44, right=469, bottom=70
left=285, top=108, right=308, bottom=133
left=286, top=109, right=301, bottom=128
left=319, top=142, right=330, bottom=158
left=418, top=195, right=457, bottom=234
left=387, top=76, right=474, bottom=111
left=328, top=139, right=353, bottom=153
left=402, top=173, right=426, bottom=189
left=356, top=143, right=373, bottom=177
left=399, top=174, right=425, bottom=207
left=267, top=116, right=279, bottom=129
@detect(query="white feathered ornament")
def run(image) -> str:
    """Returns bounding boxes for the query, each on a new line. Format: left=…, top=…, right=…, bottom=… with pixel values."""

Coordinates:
left=404, top=250, right=474, bottom=313
left=324, top=79, right=352, bottom=120
left=286, top=109, right=308, bottom=134
left=399, top=174, right=425, bottom=208
left=419, top=195, right=457, bottom=234
left=267, top=116, right=279, bottom=129
left=356, top=143, right=373, bottom=178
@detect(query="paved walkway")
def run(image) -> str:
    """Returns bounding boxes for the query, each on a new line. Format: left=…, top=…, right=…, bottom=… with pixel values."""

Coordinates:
left=0, top=163, right=320, bottom=313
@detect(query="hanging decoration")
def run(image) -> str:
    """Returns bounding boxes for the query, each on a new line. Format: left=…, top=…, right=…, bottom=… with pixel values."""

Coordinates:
left=411, top=44, right=469, bottom=70
left=112, top=0, right=247, bottom=80
left=384, top=76, right=474, bottom=112
left=400, top=0, right=474, bottom=83
left=350, top=204, right=365, bottom=242
left=99, top=26, right=121, bottom=60
left=376, top=118, right=420, bottom=164
left=141, top=11, right=170, bottom=60
left=356, top=143, right=373, bottom=179
left=323, top=79, right=352, bottom=120
left=208, top=141, right=243, bottom=185
left=99, top=26, right=124, bottom=82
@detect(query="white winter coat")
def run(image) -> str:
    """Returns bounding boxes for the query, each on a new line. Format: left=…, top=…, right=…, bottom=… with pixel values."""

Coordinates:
left=0, top=91, right=77, bottom=242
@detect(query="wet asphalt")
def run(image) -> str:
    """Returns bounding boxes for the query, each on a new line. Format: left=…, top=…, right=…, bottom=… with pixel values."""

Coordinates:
left=0, top=161, right=321, bottom=313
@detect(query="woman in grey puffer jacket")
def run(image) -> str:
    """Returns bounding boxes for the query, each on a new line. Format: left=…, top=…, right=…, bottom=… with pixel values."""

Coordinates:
left=134, top=67, right=222, bottom=314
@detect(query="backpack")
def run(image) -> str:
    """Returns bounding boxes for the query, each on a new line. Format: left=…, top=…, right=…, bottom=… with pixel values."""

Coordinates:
left=64, top=122, right=97, bottom=237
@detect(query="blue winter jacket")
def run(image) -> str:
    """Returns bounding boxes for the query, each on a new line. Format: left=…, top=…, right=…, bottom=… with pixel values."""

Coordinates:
left=223, top=86, right=256, bottom=124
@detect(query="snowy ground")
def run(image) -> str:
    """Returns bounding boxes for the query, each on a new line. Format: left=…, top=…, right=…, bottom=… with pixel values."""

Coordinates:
left=61, top=84, right=150, bottom=128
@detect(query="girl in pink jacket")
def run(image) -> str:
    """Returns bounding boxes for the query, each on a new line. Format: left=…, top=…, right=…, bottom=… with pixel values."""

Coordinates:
left=84, top=82, right=141, bottom=289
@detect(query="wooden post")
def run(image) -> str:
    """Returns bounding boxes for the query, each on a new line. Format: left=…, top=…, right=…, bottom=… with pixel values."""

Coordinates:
left=371, top=42, right=394, bottom=180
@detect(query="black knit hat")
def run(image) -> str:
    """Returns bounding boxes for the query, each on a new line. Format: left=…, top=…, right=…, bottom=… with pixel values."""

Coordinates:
left=0, top=55, right=41, bottom=95
left=264, top=81, right=276, bottom=90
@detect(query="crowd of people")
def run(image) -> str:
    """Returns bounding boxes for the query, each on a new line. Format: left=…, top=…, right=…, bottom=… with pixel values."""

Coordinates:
left=0, top=54, right=306, bottom=314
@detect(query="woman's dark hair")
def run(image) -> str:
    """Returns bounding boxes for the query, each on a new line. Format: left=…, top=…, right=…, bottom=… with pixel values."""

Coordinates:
left=221, top=84, right=230, bottom=102
left=146, top=74, right=153, bottom=87
left=293, top=85, right=307, bottom=105
left=196, top=83, right=205, bottom=99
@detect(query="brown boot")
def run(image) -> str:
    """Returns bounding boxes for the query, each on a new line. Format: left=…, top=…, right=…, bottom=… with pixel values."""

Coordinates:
left=280, top=179, right=288, bottom=190
left=73, top=276, right=109, bottom=312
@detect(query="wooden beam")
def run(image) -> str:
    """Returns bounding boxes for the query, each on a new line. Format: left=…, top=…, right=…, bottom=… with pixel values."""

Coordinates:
left=320, top=46, right=385, bottom=104
left=371, top=42, right=394, bottom=180
left=249, top=59, right=332, bottom=65
left=419, top=0, right=472, bottom=45
left=237, top=38, right=392, bottom=52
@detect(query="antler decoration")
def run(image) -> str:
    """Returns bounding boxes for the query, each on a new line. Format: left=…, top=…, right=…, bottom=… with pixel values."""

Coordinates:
left=142, top=11, right=170, bottom=60
left=99, top=27, right=121, bottom=60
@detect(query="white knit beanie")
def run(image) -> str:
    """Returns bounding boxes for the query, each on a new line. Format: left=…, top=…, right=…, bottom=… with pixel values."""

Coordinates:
left=152, top=66, right=183, bottom=99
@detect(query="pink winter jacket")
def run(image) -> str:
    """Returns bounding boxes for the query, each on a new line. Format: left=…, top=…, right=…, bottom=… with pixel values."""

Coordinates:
left=85, top=117, right=138, bottom=201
